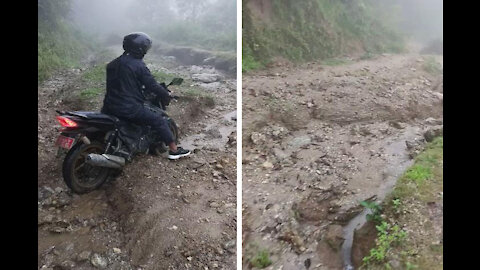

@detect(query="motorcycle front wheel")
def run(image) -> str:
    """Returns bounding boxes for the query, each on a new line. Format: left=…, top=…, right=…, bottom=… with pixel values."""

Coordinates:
left=62, top=141, right=111, bottom=194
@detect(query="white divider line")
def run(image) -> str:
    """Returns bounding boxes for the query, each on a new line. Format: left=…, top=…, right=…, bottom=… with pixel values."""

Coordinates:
left=236, top=0, right=242, bottom=268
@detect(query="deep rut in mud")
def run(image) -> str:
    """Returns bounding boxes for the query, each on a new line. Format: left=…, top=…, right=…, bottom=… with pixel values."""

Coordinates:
left=38, top=47, right=237, bottom=270
left=242, top=53, right=442, bottom=270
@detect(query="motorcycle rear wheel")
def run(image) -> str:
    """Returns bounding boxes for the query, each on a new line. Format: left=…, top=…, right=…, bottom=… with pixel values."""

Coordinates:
left=62, top=141, right=111, bottom=194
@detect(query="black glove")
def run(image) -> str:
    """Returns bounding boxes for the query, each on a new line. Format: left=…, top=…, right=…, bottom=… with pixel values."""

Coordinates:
left=160, top=94, right=172, bottom=108
left=157, top=82, right=172, bottom=108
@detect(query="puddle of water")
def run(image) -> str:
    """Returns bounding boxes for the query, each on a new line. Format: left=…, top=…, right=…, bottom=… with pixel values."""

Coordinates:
left=341, top=127, right=420, bottom=269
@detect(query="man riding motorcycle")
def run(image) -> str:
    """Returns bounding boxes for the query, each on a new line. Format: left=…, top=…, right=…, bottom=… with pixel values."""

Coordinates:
left=101, top=32, right=191, bottom=160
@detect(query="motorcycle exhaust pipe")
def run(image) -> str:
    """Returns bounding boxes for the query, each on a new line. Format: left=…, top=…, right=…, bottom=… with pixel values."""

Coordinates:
left=85, top=154, right=125, bottom=169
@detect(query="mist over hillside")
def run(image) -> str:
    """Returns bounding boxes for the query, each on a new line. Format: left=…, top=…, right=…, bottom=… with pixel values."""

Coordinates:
left=38, top=0, right=236, bottom=82
left=242, top=0, right=443, bottom=71
left=71, top=0, right=236, bottom=51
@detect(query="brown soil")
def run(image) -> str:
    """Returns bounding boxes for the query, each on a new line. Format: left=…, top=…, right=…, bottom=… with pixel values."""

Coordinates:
left=242, top=53, right=443, bottom=269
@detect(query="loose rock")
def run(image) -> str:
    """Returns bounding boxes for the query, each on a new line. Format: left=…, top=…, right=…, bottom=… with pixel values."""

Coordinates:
left=90, top=253, right=108, bottom=268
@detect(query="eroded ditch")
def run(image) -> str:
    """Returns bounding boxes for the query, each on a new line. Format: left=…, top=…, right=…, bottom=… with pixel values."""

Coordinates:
left=341, top=127, right=420, bottom=270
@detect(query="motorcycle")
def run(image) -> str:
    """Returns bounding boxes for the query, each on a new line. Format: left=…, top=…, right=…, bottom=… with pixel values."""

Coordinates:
left=54, top=77, right=184, bottom=194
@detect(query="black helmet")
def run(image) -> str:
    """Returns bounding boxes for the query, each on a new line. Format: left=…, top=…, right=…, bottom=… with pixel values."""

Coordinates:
left=122, top=32, right=152, bottom=58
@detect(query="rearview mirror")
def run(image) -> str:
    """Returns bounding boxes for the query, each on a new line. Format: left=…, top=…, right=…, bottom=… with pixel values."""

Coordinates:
left=168, top=77, right=184, bottom=86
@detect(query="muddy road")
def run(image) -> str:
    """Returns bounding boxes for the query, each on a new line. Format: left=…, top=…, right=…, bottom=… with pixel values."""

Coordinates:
left=38, top=48, right=237, bottom=270
left=242, top=53, right=443, bottom=269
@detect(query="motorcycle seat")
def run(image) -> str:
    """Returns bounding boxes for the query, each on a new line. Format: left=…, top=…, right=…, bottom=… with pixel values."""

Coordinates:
left=65, top=111, right=121, bottom=123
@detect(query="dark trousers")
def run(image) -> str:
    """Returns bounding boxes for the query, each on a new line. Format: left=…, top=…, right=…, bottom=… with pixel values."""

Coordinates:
left=127, top=107, right=175, bottom=145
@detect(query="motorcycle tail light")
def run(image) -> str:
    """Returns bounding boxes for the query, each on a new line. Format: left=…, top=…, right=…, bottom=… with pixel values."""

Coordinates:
left=56, top=116, right=78, bottom=128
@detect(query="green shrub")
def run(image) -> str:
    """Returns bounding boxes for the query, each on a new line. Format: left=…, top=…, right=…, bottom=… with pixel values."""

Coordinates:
left=363, top=221, right=407, bottom=265
left=250, top=250, right=272, bottom=268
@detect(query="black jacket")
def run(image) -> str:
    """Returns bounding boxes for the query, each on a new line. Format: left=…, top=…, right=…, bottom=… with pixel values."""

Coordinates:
left=101, top=53, right=170, bottom=118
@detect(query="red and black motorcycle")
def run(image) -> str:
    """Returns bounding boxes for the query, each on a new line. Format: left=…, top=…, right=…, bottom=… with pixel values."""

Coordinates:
left=54, top=78, right=183, bottom=194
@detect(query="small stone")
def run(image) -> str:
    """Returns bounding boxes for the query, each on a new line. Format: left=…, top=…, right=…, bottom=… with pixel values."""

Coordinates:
left=113, top=248, right=121, bottom=254
left=273, top=148, right=289, bottom=160
left=424, top=126, right=443, bottom=142
left=262, top=161, right=274, bottom=169
left=187, top=256, right=192, bottom=261
left=288, top=135, right=311, bottom=149
left=77, top=250, right=91, bottom=261
left=90, top=253, right=108, bottom=268
left=304, top=258, right=311, bottom=269
left=59, top=260, right=76, bottom=269
left=424, top=117, right=442, bottom=125
left=389, top=121, right=405, bottom=129
left=209, top=202, right=221, bottom=208
left=251, top=132, right=266, bottom=145
left=389, top=259, right=401, bottom=269
left=223, top=240, right=236, bottom=250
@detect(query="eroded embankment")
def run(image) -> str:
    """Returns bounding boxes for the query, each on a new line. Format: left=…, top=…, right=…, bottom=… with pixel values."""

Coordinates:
left=242, top=53, right=442, bottom=270
left=153, top=43, right=236, bottom=76
left=38, top=47, right=237, bottom=270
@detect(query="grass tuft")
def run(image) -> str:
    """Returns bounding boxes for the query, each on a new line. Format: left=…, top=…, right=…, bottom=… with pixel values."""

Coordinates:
left=422, top=56, right=442, bottom=75
left=79, top=87, right=103, bottom=99
left=250, top=250, right=272, bottom=269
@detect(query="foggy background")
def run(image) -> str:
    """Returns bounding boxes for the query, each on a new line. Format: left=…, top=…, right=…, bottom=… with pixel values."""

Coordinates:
left=398, top=0, right=443, bottom=43
left=67, top=0, right=441, bottom=51
left=70, top=0, right=237, bottom=52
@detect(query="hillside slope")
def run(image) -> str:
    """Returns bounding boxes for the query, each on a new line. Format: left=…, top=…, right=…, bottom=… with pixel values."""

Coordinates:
left=242, top=0, right=405, bottom=70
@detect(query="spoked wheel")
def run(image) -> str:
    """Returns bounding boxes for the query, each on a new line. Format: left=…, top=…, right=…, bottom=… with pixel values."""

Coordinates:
left=62, top=141, right=111, bottom=194
left=150, top=118, right=179, bottom=156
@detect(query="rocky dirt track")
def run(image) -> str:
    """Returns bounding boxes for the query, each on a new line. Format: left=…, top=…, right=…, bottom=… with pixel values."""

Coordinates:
left=38, top=49, right=237, bottom=270
left=242, top=53, right=443, bottom=270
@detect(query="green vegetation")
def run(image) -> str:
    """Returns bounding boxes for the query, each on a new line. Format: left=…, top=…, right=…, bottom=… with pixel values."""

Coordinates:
left=363, top=222, right=407, bottom=265
left=322, top=57, right=352, bottom=66
left=242, top=46, right=263, bottom=72
left=391, top=199, right=402, bottom=214
left=38, top=0, right=96, bottom=83
left=243, top=0, right=405, bottom=70
left=250, top=249, right=272, bottom=269
left=360, top=137, right=443, bottom=269
left=79, top=87, right=103, bottom=99
left=82, top=65, right=106, bottom=82
left=403, top=164, right=433, bottom=185
left=392, top=137, right=443, bottom=202
left=422, top=56, right=442, bottom=75
left=151, top=70, right=178, bottom=84
left=151, top=68, right=215, bottom=107
left=360, top=201, right=383, bottom=223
